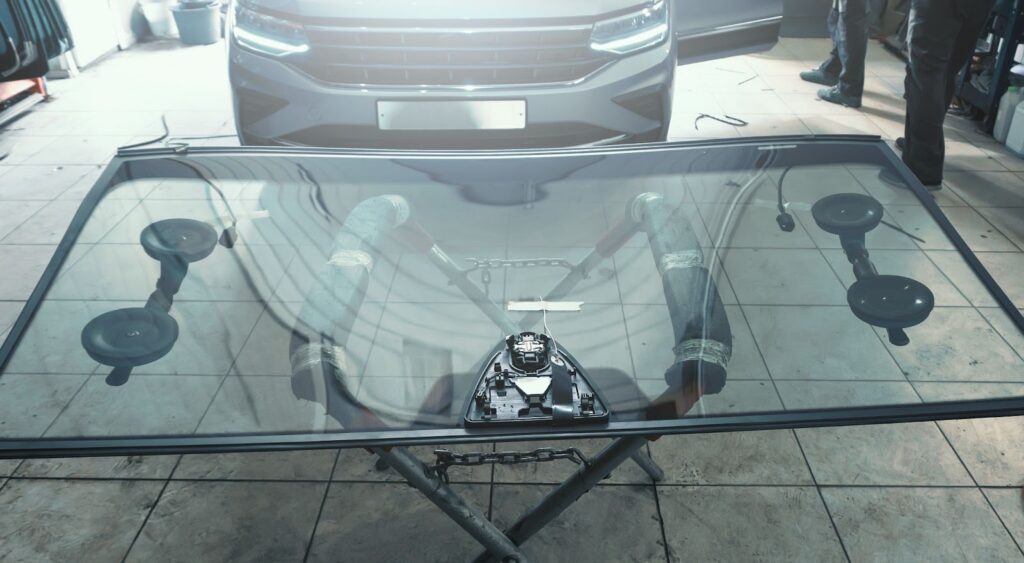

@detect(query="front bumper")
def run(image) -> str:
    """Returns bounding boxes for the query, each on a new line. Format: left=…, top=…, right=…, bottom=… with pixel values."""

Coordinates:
left=229, top=40, right=674, bottom=149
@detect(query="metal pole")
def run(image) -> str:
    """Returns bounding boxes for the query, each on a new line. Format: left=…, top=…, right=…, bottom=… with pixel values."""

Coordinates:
left=372, top=446, right=530, bottom=563
left=472, top=435, right=650, bottom=563
left=630, top=449, right=665, bottom=482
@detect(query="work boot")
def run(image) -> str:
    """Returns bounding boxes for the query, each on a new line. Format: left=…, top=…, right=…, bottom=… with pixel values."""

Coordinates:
left=818, top=87, right=862, bottom=108
left=799, top=69, right=839, bottom=87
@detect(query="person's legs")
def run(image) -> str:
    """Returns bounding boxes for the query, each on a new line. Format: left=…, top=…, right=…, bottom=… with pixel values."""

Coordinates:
left=836, top=0, right=870, bottom=98
left=943, top=0, right=995, bottom=108
left=868, top=0, right=889, bottom=36
left=803, top=7, right=843, bottom=85
left=903, top=0, right=994, bottom=186
left=820, top=7, right=844, bottom=77
left=902, top=0, right=961, bottom=186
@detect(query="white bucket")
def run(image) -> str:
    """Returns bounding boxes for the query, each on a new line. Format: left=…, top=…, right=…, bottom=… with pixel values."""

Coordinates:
left=140, top=0, right=179, bottom=38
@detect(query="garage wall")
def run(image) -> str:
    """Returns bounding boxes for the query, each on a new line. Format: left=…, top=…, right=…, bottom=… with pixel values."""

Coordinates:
left=108, top=0, right=149, bottom=48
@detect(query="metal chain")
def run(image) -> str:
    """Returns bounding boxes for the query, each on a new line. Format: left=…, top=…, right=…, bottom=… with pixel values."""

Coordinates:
left=429, top=447, right=592, bottom=483
left=464, top=258, right=574, bottom=272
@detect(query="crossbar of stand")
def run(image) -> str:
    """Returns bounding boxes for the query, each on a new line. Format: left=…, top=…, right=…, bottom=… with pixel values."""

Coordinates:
left=372, top=435, right=661, bottom=562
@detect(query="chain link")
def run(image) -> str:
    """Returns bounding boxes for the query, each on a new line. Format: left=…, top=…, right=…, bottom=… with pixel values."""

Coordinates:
left=464, top=258, right=574, bottom=272
left=429, top=447, right=592, bottom=483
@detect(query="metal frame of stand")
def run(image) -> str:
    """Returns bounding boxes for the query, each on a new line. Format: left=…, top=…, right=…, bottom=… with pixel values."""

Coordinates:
left=373, top=436, right=663, bottom=563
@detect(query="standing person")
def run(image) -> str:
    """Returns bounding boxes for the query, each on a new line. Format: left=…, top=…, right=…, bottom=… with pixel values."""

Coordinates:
left=899, top=0, right=996, bottom=189
left=868, top=0, right=890, bottom=38
left=800, top=0, right=870, bottom=108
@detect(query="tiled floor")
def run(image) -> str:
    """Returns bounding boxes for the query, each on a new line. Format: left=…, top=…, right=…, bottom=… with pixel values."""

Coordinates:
left=0, top=37, right=1022, bottom=561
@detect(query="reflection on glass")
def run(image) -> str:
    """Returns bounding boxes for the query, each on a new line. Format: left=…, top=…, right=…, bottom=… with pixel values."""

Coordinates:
left=0, top=140, right=1020, bottom=449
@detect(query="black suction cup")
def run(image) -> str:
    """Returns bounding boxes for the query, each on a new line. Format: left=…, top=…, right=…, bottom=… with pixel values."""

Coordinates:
left=81, top=307, right=179, bottom=369
left=812, top=193, right=884, bottom=237
left=847, top=275, right=935, bottom=330
left=140, top=218, right=218, bottom=264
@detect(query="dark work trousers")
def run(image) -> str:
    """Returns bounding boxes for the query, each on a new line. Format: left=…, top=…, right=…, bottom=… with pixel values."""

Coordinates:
left=903, top=0, right=995, bottom=185
left=818, top=0, right=870, bottom=98
left=868, top=0, right=888, bottom=36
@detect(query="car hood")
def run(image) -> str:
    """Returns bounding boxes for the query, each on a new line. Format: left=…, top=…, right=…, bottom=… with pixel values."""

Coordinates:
left=243, top=0, right=646, bottom=21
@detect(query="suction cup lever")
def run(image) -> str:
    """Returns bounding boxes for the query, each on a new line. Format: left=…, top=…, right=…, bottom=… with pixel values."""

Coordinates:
left=847, top=275, right=934, bottom=346
left=140, top=218, right=218, bottom=305
left=81, top=219, right=219, bottom=386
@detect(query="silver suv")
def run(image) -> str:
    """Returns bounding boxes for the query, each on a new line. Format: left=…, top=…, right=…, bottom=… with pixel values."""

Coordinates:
left=227, top=0, right=781, bottom=149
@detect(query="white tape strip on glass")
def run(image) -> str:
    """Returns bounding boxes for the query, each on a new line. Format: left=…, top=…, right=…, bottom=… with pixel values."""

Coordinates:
left=507, top=301, right=584, bottom=312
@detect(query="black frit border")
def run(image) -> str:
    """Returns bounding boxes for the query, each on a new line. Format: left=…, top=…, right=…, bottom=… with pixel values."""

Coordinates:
left=1, top=135, right=1022, bottom=459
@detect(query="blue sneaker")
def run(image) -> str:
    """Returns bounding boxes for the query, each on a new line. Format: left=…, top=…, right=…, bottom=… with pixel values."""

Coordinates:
left=818, top=86, right=862, bottom=108
left=799, top=69, right=839, bottom=87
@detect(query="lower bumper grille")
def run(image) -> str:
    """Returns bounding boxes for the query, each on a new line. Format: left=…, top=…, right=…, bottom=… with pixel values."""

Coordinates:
left=278, top=123, right=625, bottom=150
left=291, top=25, right=612, bottom=87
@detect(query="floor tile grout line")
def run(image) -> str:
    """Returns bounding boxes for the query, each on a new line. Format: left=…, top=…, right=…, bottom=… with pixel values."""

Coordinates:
left=0, top=200, right=54, bottom=244
left=915, top=395, right=1024, bottom=559
left=34, top=373, right=93, bottom=440
left=353, top=247, right=402, bottom=394
left=902, top=359, right=1024, bottom=559
left=178, top=290, right=269, bottom=441
left=301, top=449, right=343, bottom=563
left=741, top=222, right=855, bottom=559
left=978, top=486, right=1024, bottom=559
left=120, top=455, right=184, bottom=563
left=961, top=204, right=1024, bottom=253
left=645, top=444, right=673, bottom=563
left=706, top=240, right=858, bottom=559
left=790, top=432, right=852, bottom=563
left=914, top=244, right=989, bottom=310
left=602, top=196, right=674, bottom=560
left=972, top=307, right=1024, bottom=366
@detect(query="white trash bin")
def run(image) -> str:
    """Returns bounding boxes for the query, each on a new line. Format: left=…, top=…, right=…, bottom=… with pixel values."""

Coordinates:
left=140, top=0, right=179, bottom=38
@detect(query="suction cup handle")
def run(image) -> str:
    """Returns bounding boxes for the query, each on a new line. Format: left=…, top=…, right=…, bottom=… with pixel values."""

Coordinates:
left=156, top=261, right=188, bottom=298
left=887, top=328, right=910, bottom=347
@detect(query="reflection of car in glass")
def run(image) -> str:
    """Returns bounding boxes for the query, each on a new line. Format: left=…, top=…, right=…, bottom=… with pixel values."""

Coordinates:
left=226, top=0, right=782, bottom=149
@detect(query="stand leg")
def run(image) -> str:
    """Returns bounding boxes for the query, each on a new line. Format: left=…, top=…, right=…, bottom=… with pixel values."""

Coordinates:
left=471, top=436, right=650, bottom=563
left=372, top=447, right=530, bottom=563
left=630, top=448, right=665, bottom=482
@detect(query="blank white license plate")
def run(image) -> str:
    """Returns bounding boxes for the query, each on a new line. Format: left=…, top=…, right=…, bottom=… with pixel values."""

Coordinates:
left=377, top=100, right=526, bottom=131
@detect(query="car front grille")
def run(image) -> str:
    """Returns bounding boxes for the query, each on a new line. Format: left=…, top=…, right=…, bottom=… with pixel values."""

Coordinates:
left=292, top=24, right=613, bottom=87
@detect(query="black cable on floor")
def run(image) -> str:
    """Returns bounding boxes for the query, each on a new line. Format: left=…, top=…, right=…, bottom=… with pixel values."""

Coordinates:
left=117, top=114, right=237, bottom=151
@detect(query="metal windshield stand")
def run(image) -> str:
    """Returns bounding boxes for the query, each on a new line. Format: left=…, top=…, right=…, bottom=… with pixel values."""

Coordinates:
left=470, top=435, right=659, bottom=563
left=372, top=435, right=661, bottom=563
left=294, top=194, right=703, bottom=561
left=371, top=446, right=530, bottom=562
left=385, top=199, right=688, bottom=559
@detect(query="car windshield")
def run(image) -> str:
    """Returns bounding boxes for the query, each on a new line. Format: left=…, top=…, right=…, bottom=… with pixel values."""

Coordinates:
left=1, top=1, right=1022, bottom=456
left=0, top=138, right=1021, bottom=450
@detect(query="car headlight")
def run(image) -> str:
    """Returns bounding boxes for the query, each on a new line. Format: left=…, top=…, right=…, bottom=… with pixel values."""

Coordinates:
left=232, top=2, right=310, bottom=57
left=590, top=1, right=668, bottom=56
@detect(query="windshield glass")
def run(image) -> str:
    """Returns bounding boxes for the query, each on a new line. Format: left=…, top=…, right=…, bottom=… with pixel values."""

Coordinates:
left=1, top=139, right=1021, bottom=448
left=2, top=2, right=1023, bottom=456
